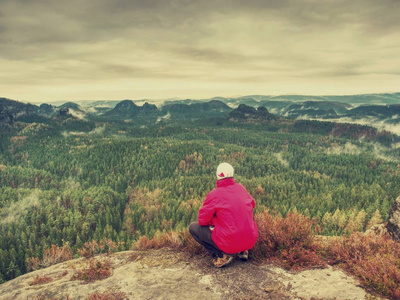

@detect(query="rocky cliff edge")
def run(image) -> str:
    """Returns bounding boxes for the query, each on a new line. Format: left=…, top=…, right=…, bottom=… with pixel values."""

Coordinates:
left=0, top=249, right=380, bottom=300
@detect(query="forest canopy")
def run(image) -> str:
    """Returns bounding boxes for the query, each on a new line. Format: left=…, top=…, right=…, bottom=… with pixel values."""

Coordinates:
left=0, top=102, right=399, bottom=283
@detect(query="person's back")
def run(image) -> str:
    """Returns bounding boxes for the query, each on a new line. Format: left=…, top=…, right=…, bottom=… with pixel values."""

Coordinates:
left=190, top=163, right=258, bottom=267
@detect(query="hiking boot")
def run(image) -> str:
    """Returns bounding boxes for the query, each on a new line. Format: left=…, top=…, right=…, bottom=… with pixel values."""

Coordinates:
left=237, top=250, right=249, bottom=261
left=213, top=254, right=234, bottom=268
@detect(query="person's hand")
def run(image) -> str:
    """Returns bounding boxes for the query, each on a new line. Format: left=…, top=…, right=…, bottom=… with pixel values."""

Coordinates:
left=209, top=225, right=215, bottom=231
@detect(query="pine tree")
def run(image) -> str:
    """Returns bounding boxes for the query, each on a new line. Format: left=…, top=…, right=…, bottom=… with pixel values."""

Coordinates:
left=366, top=209, right=383, bottom=230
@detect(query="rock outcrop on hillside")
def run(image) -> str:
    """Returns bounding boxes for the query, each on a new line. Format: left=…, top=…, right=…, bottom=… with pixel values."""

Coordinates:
left=0, top=98, right=39, bottom=121
left=387, top=195, right=400, bottom=241
left=0, top=249, right=376, bottom=300
left=0, top=112, right=13, bottom=124
left=228, top=104, right=278, bottom=122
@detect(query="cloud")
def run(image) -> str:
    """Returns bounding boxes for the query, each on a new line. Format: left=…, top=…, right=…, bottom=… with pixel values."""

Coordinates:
left=1, top=0, right=400, bottom=102
left=157, top=112, right=171, bottom=123
left=68, top=109, right=86, bottom=120
left=325, top=140, right=398, bottom=162
left=370, top=142, right=399, bottom=162
left=326, top=142, right=362, bottom=155
left=310, top=115, right=400, bottom=136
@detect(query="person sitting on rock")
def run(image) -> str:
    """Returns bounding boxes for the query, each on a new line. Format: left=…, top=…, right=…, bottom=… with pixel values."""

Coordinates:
left=189, top=162, right=259, bottom=268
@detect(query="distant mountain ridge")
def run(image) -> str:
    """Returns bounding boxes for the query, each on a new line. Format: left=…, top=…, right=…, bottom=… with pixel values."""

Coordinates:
left=1, top=93, right=400, bottom=127
left=0, top=97, right=38, bottom=117
left=161, top=100, right=231, bottom=117
left=0, top=98, right=88, bottom=124
left=59, top=102, right=85, bottom=112
left=228, top=104, right=278, bottom=121
left=348, top=104, right=400, bottom=119
left=103, top=100, right=158, bottom=118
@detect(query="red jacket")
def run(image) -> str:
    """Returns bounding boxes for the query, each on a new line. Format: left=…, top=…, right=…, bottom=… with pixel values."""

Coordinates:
left=198, top=178, right=258, bottom=254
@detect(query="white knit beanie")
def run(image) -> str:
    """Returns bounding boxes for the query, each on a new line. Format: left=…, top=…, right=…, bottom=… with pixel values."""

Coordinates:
left=216, top=163, right=234, bottom=180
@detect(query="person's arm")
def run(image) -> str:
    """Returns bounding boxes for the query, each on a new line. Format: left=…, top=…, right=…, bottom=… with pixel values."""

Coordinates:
left=251, top=196, right=256, bottom=208
left=198, top=193, right=216, bottom=226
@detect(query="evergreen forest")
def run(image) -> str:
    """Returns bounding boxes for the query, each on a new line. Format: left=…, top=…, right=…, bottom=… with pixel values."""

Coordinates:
left=1, top=99, right=400, bottom=283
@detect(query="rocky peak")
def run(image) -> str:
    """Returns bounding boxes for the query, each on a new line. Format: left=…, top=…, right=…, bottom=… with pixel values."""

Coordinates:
left=59, top=107, right=70, bottom=117
left=228, top=104, right=277, bottom=121
left=141, top=102, right=157, bottom=111
left=103, top=100, right=141, bottom=118
left=39, top=103, right=55, bottom=115
left=114, top=100, right=139, bottom=111
left=59, top=102, right=82, bottom=111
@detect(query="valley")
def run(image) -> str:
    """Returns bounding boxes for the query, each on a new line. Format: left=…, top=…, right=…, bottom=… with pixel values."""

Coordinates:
left=1, top=94, right=400, bottom=289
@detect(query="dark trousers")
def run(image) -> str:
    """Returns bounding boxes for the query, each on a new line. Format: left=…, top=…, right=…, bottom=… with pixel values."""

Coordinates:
left=189, top=222, right=223, bottom=258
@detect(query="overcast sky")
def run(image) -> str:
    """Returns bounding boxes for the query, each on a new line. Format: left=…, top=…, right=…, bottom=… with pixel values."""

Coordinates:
left=1, top=0, right=399, bottom=103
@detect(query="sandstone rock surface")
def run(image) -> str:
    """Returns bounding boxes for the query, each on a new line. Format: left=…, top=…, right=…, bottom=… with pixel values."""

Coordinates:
left=0, top=249, right=379, bottom=300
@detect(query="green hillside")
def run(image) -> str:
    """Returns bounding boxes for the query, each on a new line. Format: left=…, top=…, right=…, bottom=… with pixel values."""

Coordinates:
left=0, top=99, right=400, bottom=283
